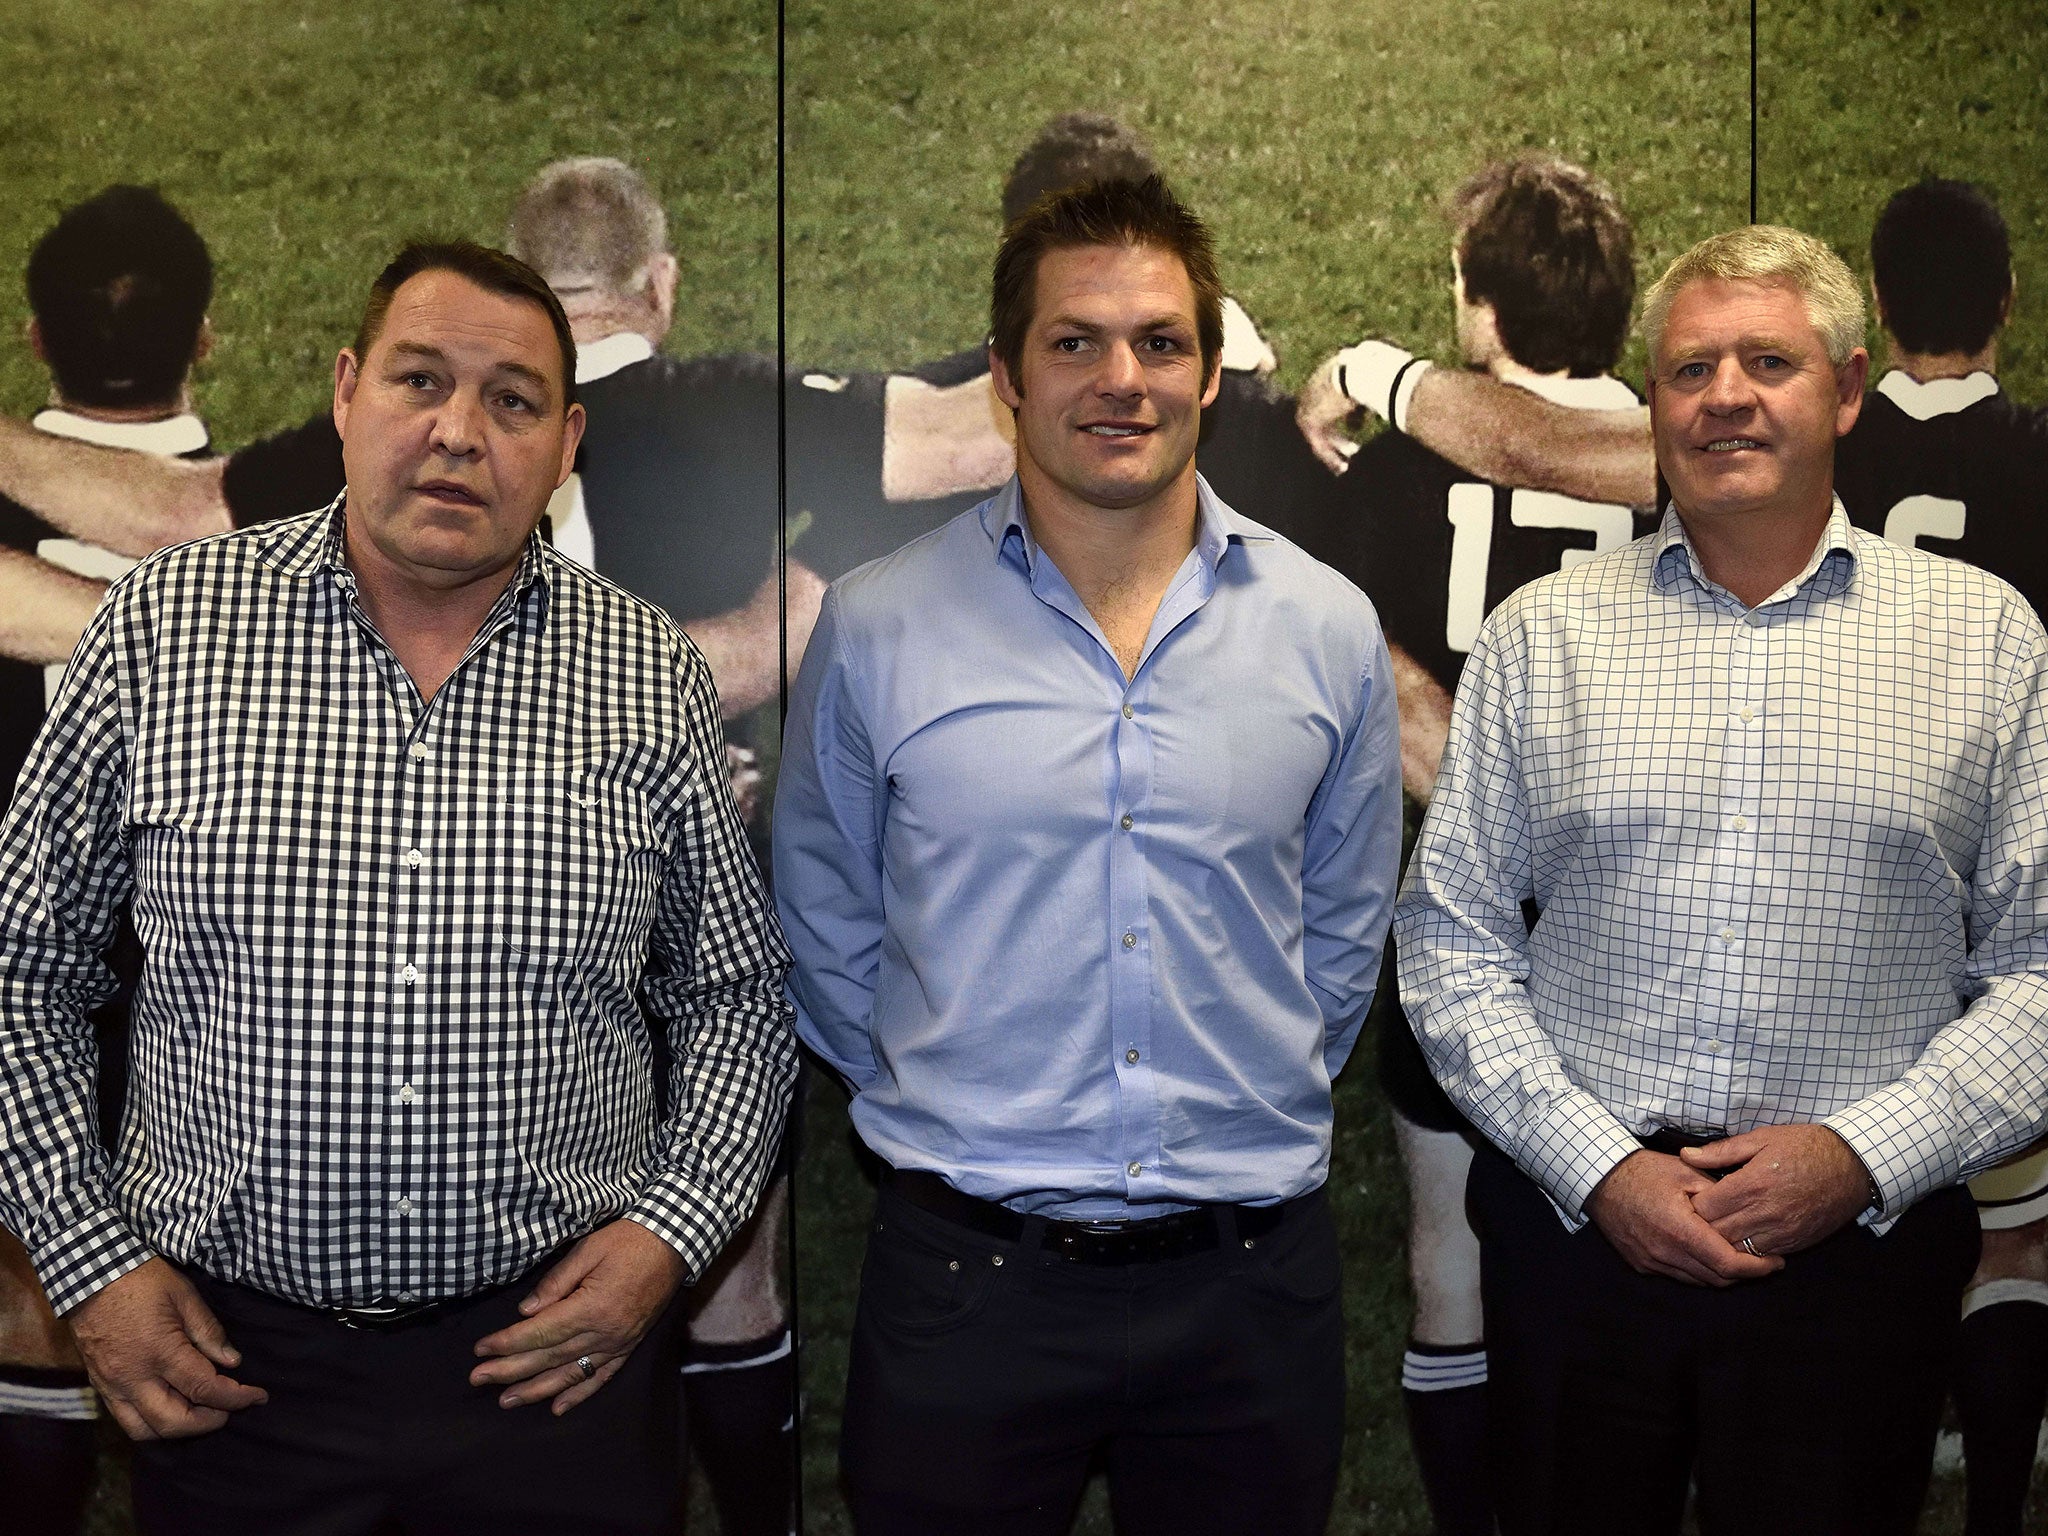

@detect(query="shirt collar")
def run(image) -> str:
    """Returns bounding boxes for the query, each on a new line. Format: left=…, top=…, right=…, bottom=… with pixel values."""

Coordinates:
left=33, top=408, right=209, bottom=456
left=261, top=490, right=553, bottom=621
left=981, top=472, right=1269, bottom=577
left=574, top=331, right=655, bottom=384
left=1652, top=496, right=1858, bottom=605
left=1875, top=368, right=1999, bottom=421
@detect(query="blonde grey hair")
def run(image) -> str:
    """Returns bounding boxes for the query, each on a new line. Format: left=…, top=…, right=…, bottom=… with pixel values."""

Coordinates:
left=1641, top=225, right=1865, bottom=368
left=505, top=157, right=667, bottom=300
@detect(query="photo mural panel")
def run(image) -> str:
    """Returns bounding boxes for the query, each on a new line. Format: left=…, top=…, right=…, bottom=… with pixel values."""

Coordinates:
left=0, top=2, right=783, bottom=1531
left=780, top=2, right=1749, bottom=1530
left=1758, top=5, right=2048, bottom=1532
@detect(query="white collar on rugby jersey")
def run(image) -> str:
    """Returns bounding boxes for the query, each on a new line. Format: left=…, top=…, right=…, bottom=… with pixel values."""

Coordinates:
left=1875, top=369, right=2000, bottom=421
left=33, top=408, right=209, bottom=456
left=574, top=331, right=655, bottom=384
left=1506, top=371, right=1640, bottom=411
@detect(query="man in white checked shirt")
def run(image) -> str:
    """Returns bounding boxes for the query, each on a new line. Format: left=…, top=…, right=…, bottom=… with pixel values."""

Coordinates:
left=0, top=241, right=795, bottom=1535
left=1396, top=225, right=2048, bottom=1536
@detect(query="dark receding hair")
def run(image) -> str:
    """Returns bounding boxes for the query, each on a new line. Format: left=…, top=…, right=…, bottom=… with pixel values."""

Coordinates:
left=353, top=240, right=579, bottom=409
left=1453, top=155, right=1634, bottom=377
left=26, top=185, right=213, bottom=410
left=506, top=157, right=667, bottom=299
left=1871, top=179, right=2012, bottom=356
left=1001, top=112, right=1160, bottom=228
left=990, top=175, right=1224, bottom=388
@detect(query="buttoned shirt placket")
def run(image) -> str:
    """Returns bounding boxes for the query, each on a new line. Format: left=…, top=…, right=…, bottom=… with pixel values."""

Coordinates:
left=329, top=554, right=532, bottom=1300
left=1009, top=520, right=1223, bottom=1205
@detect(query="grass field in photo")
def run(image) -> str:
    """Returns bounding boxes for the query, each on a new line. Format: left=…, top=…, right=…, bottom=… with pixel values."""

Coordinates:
left=3, top=0, right=2044, bottom=1531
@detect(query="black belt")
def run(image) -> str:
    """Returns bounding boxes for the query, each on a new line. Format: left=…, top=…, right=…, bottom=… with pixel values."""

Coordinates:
left=888, top=1168, right=1294, bottom=1266
left=1638, top=1127, right=1726, bottom=1156
left=190, top=1242, right=576, bottom=1333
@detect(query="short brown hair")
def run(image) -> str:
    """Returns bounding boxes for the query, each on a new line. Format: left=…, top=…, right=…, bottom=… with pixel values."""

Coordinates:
left=1453, top=156, right=1634, bottom=377
left=989, top=175, right=1223, bottom=389
left=353, top=240, right=578, bottom=409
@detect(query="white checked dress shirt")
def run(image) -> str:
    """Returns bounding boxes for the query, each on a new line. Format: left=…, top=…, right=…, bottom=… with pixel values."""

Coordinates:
left=1396, top=502, right=2048, bottom=1227
left=0, top=500, right=795, bottom=1314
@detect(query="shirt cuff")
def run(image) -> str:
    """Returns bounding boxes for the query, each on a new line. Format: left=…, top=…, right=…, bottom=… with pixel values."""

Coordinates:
left=33, top=1206, right=154, bottom=1317
left=1825, top=1089, right=1955, bottom=1233
left=1508, top=1089, right=1645, bottom=1231
left=625, top=1172, right=749, bottom=1283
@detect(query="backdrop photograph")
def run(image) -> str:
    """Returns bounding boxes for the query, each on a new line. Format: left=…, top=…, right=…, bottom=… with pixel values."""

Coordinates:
left=0, top=0, right=2043, bottom=1531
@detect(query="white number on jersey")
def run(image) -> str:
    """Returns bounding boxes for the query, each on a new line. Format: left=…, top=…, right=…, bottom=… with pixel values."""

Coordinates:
left=1443, top=486, right=1636, bottom=654
left=1882, top=494, right=1966, bottom=552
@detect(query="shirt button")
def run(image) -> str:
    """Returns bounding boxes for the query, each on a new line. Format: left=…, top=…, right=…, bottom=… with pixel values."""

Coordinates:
left=1121, top=932, right=1137, bottom=950
left=408, top=742, right=430, bottom=762
left=1730, top=816, right=1748, bottom=832
left=1122, top=704, right=1135, bottom=720
left=1120, top=813, right=1134, bottom=831
left=1719, top=928, right=1735, bottom=946
left=1127, top=1162, right=1142, bottom=1177
left=398, top=1084, right=417, bottom=1105
left=1125, top=1048, right=1140, bottom=1064
left=1739, top=707, right=1755, bottom=723
left=1705, top=1040, right=1723, bottom=1054
left=400, top=963, right=420, bottom=984
left=403, top=848, right=425, bottom=868
left=395, top=1197, right=414, bottom=1215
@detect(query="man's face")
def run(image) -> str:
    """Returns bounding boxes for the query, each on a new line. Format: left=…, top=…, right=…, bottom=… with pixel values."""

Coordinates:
left=990, top=241, right=1220, bottom=516
left=334, top=268, right=584, bottom=594
left=1647, top=276, right=1866, bottom=528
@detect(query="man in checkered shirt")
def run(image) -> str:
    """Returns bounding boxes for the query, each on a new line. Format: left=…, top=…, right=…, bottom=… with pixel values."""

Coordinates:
left=0, top=241, right=795, bottom=1534
left=1396, top=226, right=2048, bottom=1535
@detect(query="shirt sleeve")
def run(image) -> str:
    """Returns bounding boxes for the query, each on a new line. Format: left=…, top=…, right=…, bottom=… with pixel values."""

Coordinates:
left=1393, top=607, right=1643, bottom=1226
left=0, top=593, right=154, bottom=1312
left=1300, top=615, right=1404, bottom=1077
left=1826, top=601, right=2048, bottom=1219
left=771, top=586, right=886, bottom=1090
left=626, top=636, right=798, bottom=1278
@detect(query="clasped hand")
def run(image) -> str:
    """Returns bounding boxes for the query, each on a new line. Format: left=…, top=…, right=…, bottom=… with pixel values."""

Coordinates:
left=1584, top=1122, right=1875, bottom=1288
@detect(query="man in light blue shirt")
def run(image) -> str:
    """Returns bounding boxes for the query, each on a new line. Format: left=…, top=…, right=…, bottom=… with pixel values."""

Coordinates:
left=775, top=176, right=1401, bottom=1534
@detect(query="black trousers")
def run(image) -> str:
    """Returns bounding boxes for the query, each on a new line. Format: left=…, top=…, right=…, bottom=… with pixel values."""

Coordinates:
left=130, top=1261, right=683, bottom=1536
left=840, top=1180, right=1345, bottom=1536
left=1468, top=1140, right=1978, bottom=1536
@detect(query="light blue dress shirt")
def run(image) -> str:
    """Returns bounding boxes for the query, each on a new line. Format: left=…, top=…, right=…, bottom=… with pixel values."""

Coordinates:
left=775, top=476, right=1401, bottom=1218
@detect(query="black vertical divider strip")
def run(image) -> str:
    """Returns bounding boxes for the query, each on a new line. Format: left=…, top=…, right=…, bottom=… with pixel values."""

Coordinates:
left=1750, top=0, right=1760, bottom=222
left=775, top=0, right=805, bottom=1528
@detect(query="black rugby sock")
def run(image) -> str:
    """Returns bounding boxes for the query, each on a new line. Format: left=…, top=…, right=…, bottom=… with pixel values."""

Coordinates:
left=682, top=1327, right=797, bottom=1536
left=0, top=1364, right=98, bottom=1536
left=1958, top=1297, right=2048, bottom=1536
left=1402, top=1341, right=1495, bottom=1536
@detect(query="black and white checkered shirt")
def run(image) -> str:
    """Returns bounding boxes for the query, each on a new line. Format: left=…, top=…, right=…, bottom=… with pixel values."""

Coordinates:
left=0, top=499, right=795, bottom=1314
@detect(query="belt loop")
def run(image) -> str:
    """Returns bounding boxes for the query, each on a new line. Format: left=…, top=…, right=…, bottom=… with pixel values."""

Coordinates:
left=1015, top=1210, right=1051, bottom=1260
left=1216, top=1203, right=1243, bottom=1247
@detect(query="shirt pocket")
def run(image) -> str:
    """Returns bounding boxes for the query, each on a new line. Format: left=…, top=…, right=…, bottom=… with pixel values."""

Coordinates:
left=494, top=771, right=665, bottom=964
